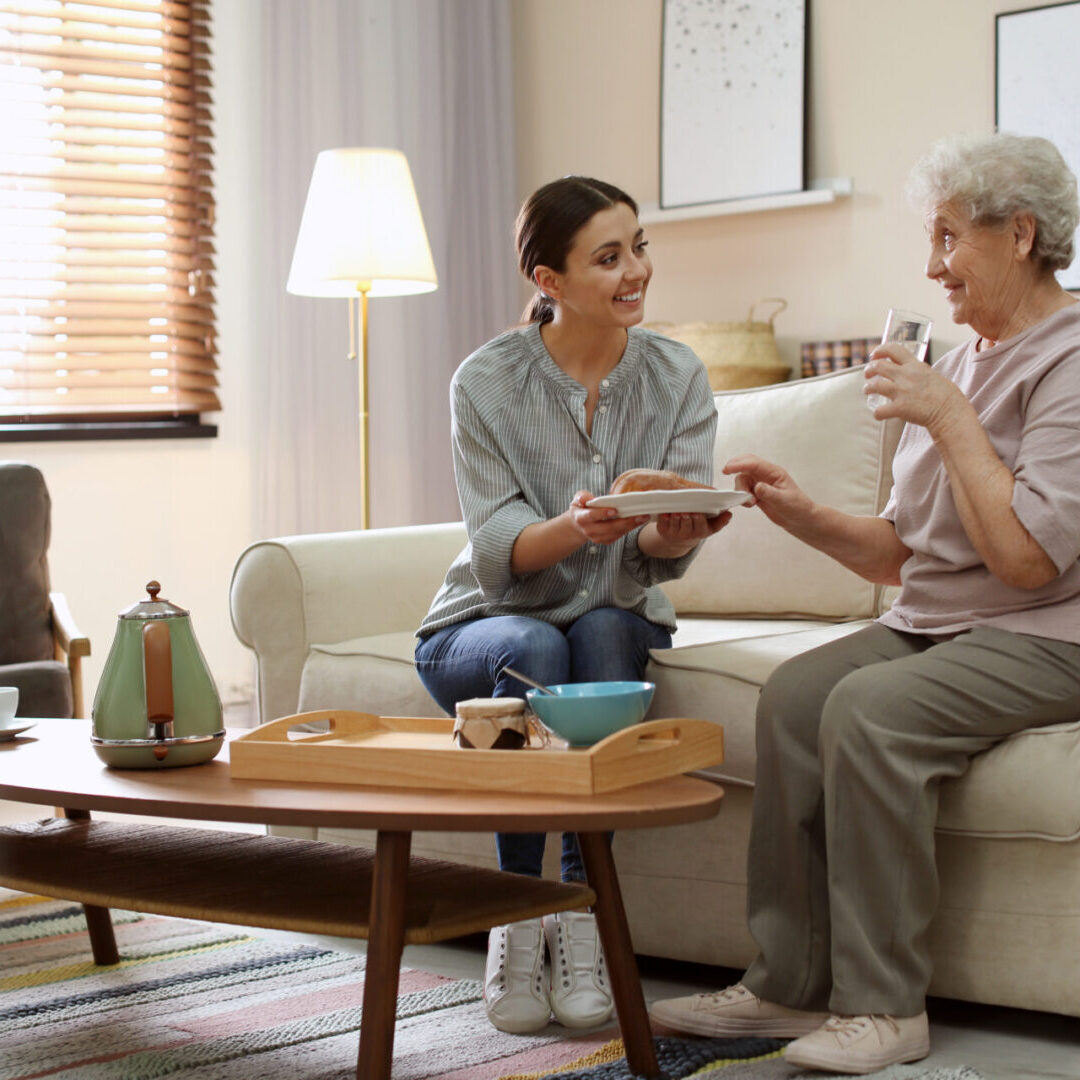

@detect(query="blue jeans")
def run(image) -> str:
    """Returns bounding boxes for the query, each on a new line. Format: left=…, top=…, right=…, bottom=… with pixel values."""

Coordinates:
left=415, top=607, right=671, bottom=882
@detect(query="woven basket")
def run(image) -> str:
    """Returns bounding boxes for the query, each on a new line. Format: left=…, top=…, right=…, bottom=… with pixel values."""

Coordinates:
left=648, top=299, right=790, bottom=390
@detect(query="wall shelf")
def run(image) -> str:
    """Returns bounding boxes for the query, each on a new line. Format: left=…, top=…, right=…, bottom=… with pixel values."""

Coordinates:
left=639, top=177, right=853, bottom=224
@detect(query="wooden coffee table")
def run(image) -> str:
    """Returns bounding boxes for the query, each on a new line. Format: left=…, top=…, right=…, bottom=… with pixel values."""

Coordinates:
left=0, top=720, right=723, bottom=1079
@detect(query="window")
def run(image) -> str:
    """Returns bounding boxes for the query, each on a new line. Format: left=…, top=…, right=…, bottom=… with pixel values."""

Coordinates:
left=0, top=0, right=217, bottom=439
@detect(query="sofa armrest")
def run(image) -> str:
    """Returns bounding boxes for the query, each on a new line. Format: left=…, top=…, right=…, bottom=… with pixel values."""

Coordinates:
left=230, top=522, right=466, bottom=725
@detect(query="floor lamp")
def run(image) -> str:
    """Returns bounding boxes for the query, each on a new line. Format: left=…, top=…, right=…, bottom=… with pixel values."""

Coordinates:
left=286, top=148, right=438, bottom=528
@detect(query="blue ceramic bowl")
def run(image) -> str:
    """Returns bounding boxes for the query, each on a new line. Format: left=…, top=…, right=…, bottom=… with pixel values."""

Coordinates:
left=526, top=681, right=655, bottom=747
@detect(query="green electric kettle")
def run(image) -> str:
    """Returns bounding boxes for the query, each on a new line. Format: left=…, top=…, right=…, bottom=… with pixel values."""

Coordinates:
left=91, top=581, right=225, bottom=768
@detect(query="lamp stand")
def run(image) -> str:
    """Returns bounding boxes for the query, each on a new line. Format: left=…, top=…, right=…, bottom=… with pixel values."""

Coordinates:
left=348, top=283, right=372, bottom=529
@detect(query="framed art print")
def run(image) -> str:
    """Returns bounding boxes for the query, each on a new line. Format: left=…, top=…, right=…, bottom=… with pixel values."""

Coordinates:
left=660, top=0, right=806, bottom=208
left=996, top=1, right=1080, bottom=290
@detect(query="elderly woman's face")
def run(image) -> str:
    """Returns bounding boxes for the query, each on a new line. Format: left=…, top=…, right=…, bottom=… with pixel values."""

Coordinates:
left=924, top=202, right=1027, bottom=337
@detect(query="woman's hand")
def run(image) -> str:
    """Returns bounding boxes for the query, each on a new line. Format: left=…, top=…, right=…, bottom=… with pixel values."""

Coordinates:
left=654, top=510, right=731, bottom=543
left=510, top=491, right=644, bottom=574
left=639, top=509, right=732, bottom=558
left=864, top=344, right=967, bottom=433
left=568, top=490, right=647, bottom=545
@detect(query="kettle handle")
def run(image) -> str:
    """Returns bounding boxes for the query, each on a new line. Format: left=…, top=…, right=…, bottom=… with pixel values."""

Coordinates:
left=143, top=621, right=174, bottom=736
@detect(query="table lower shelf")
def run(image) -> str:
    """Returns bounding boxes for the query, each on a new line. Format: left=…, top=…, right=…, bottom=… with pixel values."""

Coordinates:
left=0, top=819, right=596, bottom=945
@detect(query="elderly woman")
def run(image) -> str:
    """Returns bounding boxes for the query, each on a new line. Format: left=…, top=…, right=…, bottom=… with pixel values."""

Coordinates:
left=650, top=131, right=1080, bottom=1074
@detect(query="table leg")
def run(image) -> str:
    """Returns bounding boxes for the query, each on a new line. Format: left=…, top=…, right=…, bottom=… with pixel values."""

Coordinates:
left=356, top=830, right=412, bottom=1080
left=63, top=808, right=119, bottom=965
left=578, top=831, right=660, bottom=1079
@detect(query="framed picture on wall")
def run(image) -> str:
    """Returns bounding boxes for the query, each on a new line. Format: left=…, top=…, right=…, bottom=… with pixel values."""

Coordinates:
left=660, top=0, right=806, bottom=209
left=996, top=1, right=1080, bottom=290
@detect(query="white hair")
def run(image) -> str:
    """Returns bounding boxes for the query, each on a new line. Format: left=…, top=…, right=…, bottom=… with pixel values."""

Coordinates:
left=907, top=132, right=1079, bottom=272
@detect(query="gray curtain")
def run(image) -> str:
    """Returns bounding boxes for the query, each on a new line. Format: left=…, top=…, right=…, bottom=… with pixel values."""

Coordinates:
left=249, top=0, right=518, bottom=536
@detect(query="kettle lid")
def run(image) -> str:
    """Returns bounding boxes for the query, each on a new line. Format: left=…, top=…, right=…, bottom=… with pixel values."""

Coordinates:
left=119, top=580, right=189, bottom=620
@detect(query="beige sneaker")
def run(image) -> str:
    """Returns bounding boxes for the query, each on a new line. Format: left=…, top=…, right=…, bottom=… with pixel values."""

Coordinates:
left=785, top=1012, right=930, bottom=1074
left=649, top=983, right=829, bottom=1038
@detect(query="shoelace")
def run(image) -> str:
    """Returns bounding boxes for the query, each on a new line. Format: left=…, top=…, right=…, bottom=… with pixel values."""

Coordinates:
left=823, top=1014, right=900, bottom=1043
left=702, top=984, right=755, bottom=1004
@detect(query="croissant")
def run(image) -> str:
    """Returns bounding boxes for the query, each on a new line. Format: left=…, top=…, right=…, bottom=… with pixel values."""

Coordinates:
left=609, top=468, right=713, bottom=494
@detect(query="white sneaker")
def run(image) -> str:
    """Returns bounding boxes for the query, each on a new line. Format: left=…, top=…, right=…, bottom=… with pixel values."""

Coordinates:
left=543, top=911, right=615, bottom=1028
left=484, top=919, right=550, bottom=1033
left=785, top=1012, right=930, bottom=1074
left=649, top=983, right=829, bottom=1038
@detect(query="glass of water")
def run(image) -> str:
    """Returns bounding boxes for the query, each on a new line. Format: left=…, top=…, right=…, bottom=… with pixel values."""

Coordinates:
left=866, top=308, right=933, bottom=412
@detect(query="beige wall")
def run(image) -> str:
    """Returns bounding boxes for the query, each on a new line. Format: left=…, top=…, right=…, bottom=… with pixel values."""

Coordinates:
left=3, top=2, right=260, bottom=714
left=0, top=1, right=1027, bottom=717
left=510, top=0, right=1017, bottom=364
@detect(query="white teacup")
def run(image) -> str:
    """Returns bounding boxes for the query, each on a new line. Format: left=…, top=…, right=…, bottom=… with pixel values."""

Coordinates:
left=0, top=686, right=18, bottom=726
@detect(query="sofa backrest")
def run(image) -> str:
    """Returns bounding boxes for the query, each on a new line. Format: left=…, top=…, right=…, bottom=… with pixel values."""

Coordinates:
left=0, top=461, right=54, bottom=664
left=662, top=367, right=903, bottom=620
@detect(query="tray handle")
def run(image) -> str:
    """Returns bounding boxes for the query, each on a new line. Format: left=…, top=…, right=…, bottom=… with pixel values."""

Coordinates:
left=232, top=710, right=380, bottom=743
left=589, top=717, right=724, bottom=765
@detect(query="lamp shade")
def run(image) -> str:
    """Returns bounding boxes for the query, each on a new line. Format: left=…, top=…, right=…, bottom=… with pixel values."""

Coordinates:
left=286, top=148, right=438, bottom=298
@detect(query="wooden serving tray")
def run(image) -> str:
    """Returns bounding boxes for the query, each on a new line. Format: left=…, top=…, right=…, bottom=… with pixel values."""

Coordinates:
left=229, top=711, right=724, bottom=796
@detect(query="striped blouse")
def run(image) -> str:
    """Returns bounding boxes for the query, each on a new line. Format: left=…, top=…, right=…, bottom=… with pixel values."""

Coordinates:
left=417, top=322, right=717, bottom=636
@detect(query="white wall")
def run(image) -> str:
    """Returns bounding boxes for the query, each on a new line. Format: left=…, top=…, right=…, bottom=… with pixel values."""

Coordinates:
left=510, top=0, right=1019, bottom=363
left=4, top=1, right=262, bottom=712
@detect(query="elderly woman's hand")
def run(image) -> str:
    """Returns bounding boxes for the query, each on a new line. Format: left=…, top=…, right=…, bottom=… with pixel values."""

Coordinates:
left=721, top=455, right=816, bottom=532
left=864, top=344, right=969, bottom=433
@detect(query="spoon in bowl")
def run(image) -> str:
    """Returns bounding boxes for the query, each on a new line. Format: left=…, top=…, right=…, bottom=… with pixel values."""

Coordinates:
left=499, top=665, right=557, bottom=695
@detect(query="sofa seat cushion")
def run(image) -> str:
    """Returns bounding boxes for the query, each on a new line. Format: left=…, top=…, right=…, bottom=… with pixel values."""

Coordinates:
left=667, top=616, right=859, bottom=649
left=652, top=621, right=1080, bottom=841
left=648, top=620, right=874, bottom=785
left=0, top=659, right=73, bottom=718
left=298, top=631, right=445, bottom=718
left=299, top=622, right=1080, bottom=843
left=937, top=720, right=1080, bottom=841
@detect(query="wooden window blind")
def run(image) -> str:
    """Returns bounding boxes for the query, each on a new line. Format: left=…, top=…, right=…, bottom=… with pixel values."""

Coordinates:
left=0, top=0, right=218, bottom=430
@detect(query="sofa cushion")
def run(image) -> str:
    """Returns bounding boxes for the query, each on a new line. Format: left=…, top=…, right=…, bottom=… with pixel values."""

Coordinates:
left=662, top=368, right=902, bottom=619
left=299, top=632, right=446, bottom=718
left=651, top=622, right=1080, bottom=840
left=301, top=618, right=1080, bottom=843
left=937, top=720, right=1080, bottom=841
left=648, top=621, right=874, bottom=785
left=0, top=659, right=73, bottom=718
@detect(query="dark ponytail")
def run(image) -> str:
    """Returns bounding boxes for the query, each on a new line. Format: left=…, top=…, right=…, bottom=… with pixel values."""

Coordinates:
left=515, top=176, right=638, bottom=324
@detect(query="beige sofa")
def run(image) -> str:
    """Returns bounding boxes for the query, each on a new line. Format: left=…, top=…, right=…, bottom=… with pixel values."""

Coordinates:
left=230, top=367, right=1080, bottom=1019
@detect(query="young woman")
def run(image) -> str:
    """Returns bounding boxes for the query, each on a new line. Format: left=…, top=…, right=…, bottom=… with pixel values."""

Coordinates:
left=415, top=176, right=729, bottom=1034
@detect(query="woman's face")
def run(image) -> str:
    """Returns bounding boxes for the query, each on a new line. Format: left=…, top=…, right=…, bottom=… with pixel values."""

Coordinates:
left=538, top=202, right=652, bottom=328
left=924, top=201, right=1031, bottom=339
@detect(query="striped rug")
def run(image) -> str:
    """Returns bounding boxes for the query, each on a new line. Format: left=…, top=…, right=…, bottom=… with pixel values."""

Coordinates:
left=0, top=889, right=643, bottom=1080
left=0, top=890, right=985, bottom=1080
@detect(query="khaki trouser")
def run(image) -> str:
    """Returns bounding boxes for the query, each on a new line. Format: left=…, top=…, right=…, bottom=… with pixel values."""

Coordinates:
left=741, top=623, right=1080, bottom=1017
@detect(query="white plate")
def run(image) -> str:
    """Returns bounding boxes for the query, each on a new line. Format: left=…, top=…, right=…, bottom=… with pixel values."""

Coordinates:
left=587, top=488, right=751, bottom=518
left=0, top=721, right=36, bottom=741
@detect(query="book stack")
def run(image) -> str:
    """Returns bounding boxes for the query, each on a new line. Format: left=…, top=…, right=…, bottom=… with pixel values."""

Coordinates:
left=800, top=337, right=878, bottom=378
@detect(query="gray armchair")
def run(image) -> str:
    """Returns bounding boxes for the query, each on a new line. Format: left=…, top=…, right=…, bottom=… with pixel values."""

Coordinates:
left=0, top=462, right=90, bottom=718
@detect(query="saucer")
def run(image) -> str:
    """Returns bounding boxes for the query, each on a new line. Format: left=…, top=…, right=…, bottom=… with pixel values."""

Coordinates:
left=0, top=722, right=36, bottom=741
